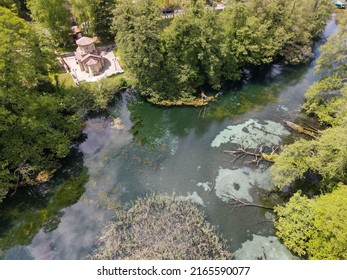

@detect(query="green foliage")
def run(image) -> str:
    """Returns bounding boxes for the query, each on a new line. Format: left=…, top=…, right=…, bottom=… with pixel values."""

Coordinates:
left=0, top=0, right=19, bottom=13
left=60, top=74, right=130, bottom=113
left=163, top=0, right=223, bottom=90
left=113, top=0, right=173, bottom=102
left=91, top=193, right=232, bottom=260
left=308, top=184, right=347, bottom=259
left=0, top=7, right=125, bottom=203
left=302, top=77, right=346, bottom=126
left=275, top=184, right=347, bottom=259
left=315, top=12, right=347, bottom=77
left=27, top=0, right=71, bottom=44
left=0, top=7, right=54, bottom=89
left=272, top=12, right=347, bottom=191
left=274, top=192, right=315, bottom=257
left=113, top=0, right=333, bottom=104
left=273, top=11, right=347, bottom=259
left=92, top=0, right=116, bottom=41
left=271, top=126, right=347, bottom=190
left=0, top=87, right=84, bottom=201
left=220, top=1, right=280, bottom=78
left=69, top=0, right=95, bottom=36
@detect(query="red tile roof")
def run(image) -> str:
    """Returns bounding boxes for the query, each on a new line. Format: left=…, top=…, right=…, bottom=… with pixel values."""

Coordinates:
left=76, top=36, right=95, bottom=46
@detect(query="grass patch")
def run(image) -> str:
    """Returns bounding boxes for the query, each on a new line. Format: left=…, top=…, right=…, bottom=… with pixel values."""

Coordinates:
left=55, top=72, right=76, bottom=88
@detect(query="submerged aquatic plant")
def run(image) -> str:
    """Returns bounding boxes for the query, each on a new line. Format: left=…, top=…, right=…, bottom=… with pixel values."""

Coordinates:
left=91, top=193, right=232, bottom=260
left=0, top=168, right=88, bottom=251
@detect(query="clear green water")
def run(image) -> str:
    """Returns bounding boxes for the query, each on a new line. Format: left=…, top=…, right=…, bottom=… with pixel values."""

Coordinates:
left=0, top=20, right=337, bottom=260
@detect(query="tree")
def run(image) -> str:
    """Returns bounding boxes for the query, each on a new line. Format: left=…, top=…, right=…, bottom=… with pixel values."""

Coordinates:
left=69, top=0, right=95, bottom=36
left=27, top=0, right=71, bottom=45
left=271, top=11, right=347, bottom=191
left=274, top=192, right=316, bottom=257
left=92, top=0, right=116, bottom=41
left=0, top=0, right=19, bottom=13
left=315, top=10, right=347, bottom=77
left=244, top=0, right=333, bottom=65
left=163, top=0, right=223, bottom=89
left=275, top=184, right=347, bottom=259
left=0, top=86, right=84, bottom=202
left=0, top=7, right=54, bottom=89
left=301, top=77, right=346, bottom=126
left=219, top=0, right=283, bottom=79
left=112, top=0, right=332, bottom=104
left=271, top=126, right=347, bottom=190
left=112, top=0, right=170, bottom=101
left=273, top=11, right=347, bottom=259
left=0, top=7, right=82, bottom=202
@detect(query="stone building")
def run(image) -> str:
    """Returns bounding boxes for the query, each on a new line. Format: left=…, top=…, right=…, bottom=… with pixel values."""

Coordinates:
left=74, top=36, right=104, bottom=76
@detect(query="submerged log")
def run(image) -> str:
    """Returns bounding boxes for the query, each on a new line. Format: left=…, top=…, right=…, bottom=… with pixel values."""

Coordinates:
left=150, top=93, right=220, bottom=107
left=227, top=193, right=274, bottom=210
left=283, top=120, right=322, bottom=139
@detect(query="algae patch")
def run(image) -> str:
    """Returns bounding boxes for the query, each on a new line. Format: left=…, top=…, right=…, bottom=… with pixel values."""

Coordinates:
left=197, top=182, right=212, bottom=192
left=234, top=234, right=296, bottom=260
left=214, top=167, right=273, bottom=203
left=211, top=119, right=290, bottom=149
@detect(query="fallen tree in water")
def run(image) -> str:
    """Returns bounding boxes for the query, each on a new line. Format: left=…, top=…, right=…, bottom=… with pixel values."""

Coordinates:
left=90, top=194, right=232, bottom=260
left=149, top=93, right=220, bottom=107
left=283, top=120, right=322, bottom=140
left=224, top=145, right=279, bottom=165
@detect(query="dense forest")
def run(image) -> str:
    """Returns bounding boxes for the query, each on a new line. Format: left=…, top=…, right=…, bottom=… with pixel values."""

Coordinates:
left=114, top=0, right=332, bottom=104
left=1, top=0, right=346, bottom=260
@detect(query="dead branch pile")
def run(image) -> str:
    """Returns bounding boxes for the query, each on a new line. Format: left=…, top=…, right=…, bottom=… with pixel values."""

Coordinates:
left=224, top=145, right=278, bottom=165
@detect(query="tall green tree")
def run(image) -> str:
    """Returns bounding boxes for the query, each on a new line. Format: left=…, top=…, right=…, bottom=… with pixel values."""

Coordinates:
left=163, top=0, right=223, bottom=89
left=69, top=0, right=95, bottom=35
left=0, top=6, right=53, bottom=89
left=271, top=12, right=347, bottom=191
left=27, top=0, right=71, bottom=44
left=0, top=7, right=83, bottom=202
left=271, top=126, right=347, bottom=190
left=92, top=0, right=116, bottom=41
left=275, top=184, right=347, bottom=259
left=113, top=0, right=170, bottom=101
left=273, top=11, right=347, bottom=259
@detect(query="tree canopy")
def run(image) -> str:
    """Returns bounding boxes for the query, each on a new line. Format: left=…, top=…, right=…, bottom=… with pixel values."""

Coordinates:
left=27, top=0, right=71, bottom=44
left=112, top=0, right=333, bottom=103
left=275, top=185, right=347, bottom=259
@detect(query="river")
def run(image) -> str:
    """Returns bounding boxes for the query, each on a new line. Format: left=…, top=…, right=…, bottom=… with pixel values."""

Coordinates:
left=0, top=19, right=337, bottom=260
